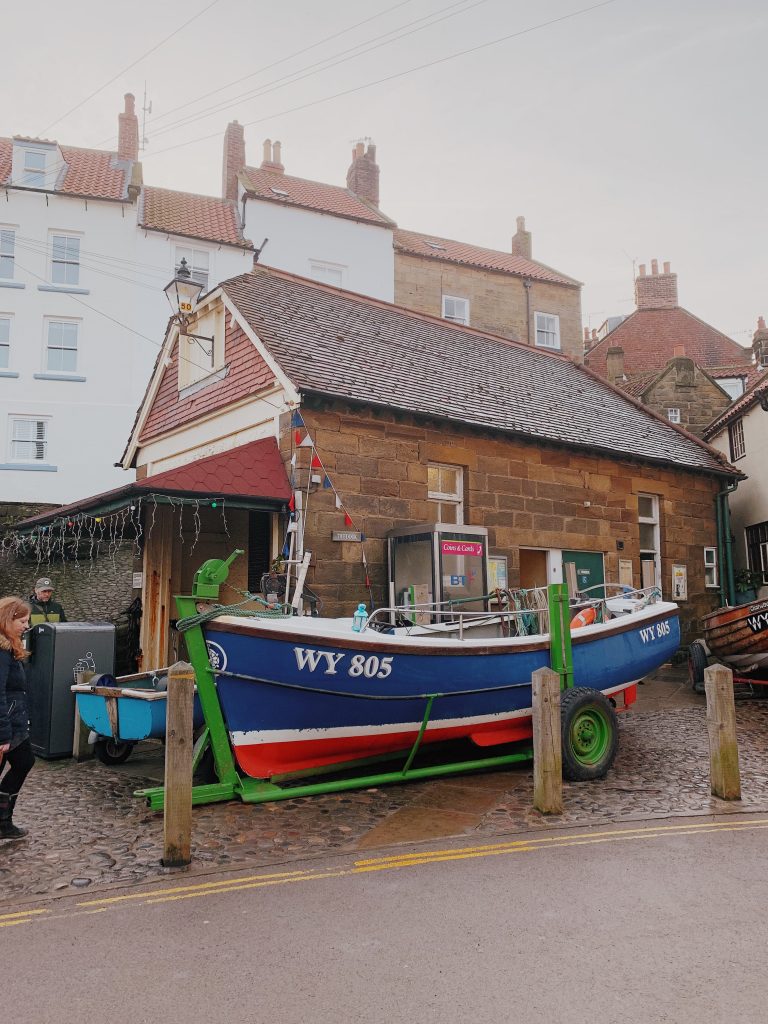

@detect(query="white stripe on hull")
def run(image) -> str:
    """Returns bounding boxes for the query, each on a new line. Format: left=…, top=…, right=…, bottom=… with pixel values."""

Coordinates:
left=229, top=681, right=636, bottom=747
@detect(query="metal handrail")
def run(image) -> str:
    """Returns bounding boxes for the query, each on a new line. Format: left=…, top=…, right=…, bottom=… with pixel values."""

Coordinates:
left=366, top=604, right=550, bottom=641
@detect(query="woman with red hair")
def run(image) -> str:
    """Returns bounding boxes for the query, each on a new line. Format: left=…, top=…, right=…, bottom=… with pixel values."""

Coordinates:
left=0, top=597, right=34, bottom=840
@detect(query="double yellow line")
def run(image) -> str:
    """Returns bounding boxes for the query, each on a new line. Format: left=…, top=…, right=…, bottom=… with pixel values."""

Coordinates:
left=3, top=816, right=767, bottom=927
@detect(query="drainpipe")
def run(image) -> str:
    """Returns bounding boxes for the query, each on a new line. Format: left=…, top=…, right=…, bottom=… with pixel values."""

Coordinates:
left=717, top=480, right=739, bottom=606
left=524, top=279, right=532, bottom=344
left=715, top=494, right=726, bottom=608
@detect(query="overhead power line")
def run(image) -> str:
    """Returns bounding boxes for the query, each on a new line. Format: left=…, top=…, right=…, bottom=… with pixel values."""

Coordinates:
left=39, top=0, right=223, bottom=136
left=146, top=0, right=622, bottom=161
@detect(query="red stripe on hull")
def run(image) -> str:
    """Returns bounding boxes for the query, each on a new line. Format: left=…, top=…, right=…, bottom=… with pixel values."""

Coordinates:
left=233, top=715, right=535, bottom=779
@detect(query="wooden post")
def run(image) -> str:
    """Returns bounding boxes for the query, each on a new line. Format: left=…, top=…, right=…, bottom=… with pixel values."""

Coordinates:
left=532, top=667, right=563, bottom=814
left=704, top=664, right=741, bottom=801
left=162, top=661, right=195, bottom=867
left=72, top=670, right=95, bottom=761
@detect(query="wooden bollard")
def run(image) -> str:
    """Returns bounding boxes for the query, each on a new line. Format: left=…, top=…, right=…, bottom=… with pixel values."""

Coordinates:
left=162, top=661, right=195, bottom=867
left=532, top=667, right=563, bottom=814
left=704, top=663, right=741, bottom=801
left=72, top=670, right=95, bottom=761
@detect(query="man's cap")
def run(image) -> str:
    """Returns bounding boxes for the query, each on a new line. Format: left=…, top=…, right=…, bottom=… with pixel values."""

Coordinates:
left=35, top=577, right=53, bottom=590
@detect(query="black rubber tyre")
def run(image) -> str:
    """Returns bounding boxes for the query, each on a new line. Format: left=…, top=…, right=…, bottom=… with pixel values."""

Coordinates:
left=688, top=640, right=708, bottom=694
left=561, top=687, right=619, bottom=781
left=94, top=738, right=134, bottom=765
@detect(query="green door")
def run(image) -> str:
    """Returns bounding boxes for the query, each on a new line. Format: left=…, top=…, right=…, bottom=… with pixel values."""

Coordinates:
left=562, top=550, right=605, bottom=598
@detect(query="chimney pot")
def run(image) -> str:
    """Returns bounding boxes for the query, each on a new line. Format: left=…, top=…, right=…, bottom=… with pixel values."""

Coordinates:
left=663, top=261, right=671, bottom=274
left=262, top=138, right=272, bottom=163
left=117, top=92, right=139, bottom=163
left=639, top=264, right=646, bottom=277
left=584, top=326, right=590, bottom=342
left=759, top=317, right=766, bottom=331
left=651, top=259, right=659, bottom=275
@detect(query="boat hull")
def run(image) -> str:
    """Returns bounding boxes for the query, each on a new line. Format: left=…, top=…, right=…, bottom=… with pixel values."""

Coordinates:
left=203, top=604, right=680, bottom=779
left=702, top=598, right=768, bottom=677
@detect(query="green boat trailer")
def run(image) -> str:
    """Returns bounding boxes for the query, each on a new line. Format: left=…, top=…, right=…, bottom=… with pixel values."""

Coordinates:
left=136, top=554, right=575, bottom=811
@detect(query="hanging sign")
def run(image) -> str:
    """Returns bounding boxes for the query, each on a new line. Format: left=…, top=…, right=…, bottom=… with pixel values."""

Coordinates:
left=332, top=530, right=362, bottom=543
left=441, top=540, right=483, bottom=557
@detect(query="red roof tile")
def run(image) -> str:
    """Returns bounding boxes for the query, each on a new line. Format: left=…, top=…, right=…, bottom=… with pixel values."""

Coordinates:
left=239, top=166, right=394, bottom=227
left=585, top=307, right=753, bottom=376
left=139, top=320, right=275, bottom=443
left=16, top=436, right=290, bottom=529
left=394, top=229, right=579, bottom=287
left=0, top=137, right=130, bottom=200
left=140, top=186, right=251, bottom=248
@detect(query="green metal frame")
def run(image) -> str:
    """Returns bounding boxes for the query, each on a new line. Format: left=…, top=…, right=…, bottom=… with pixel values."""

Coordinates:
left=135, top=559, right=572, bottom=810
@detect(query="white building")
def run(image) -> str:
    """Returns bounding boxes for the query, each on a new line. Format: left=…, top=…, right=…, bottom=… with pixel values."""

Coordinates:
left=0, top=95, right=253, bottom=505
left=221, top=123, right=395, bottom=301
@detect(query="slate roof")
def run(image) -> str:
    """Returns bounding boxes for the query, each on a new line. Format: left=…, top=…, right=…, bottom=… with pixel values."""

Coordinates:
left=239, top=166, right=394, bottom=227
left=220, top=268, right=738, bottom=478
left=16, top=437, right=291, bottom=529
left=394, top=229, right=579, bottom=287
left=704, top=368, right=768, bottom=440
left=140, top=186, right=252, bottom=248
left=585, top=307, right=753, bottom=376
left=0, top=138, right=131, bottom=200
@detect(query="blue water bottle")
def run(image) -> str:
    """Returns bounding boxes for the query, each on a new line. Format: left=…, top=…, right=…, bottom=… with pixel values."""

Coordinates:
left=352, top=603, right=368, bottom=632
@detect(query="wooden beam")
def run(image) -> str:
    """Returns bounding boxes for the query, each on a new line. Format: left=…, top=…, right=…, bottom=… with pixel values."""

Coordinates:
left=532, top=666, right=563, bottom=814
left=162, top=661, right=195, bottom=867
left=704, top=663, right=741, bottom=801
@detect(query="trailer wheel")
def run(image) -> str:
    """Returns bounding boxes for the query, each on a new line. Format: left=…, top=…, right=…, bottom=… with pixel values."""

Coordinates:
left=561, top=687, right=619, bottom=781
left=94, top=738, right=134, bottom=765
left=688, top=640, right=708, bottom=694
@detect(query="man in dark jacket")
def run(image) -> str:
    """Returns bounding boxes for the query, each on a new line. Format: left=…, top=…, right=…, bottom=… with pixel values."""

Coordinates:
left=28, top=578, right=67, bottom=625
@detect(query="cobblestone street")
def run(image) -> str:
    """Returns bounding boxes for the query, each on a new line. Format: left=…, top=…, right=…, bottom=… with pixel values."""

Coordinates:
left=3, top=665, right=768, bottom=906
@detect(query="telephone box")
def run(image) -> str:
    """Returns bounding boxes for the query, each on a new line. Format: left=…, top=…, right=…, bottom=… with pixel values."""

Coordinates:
left=387, top=524, right=490, bottom=614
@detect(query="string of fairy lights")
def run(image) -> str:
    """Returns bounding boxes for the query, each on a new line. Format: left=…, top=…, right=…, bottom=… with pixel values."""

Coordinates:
left=2, top=410, right=372, bottom=603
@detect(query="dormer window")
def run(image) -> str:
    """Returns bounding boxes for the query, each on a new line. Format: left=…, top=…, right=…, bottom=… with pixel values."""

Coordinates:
left=23, top=150, right=47, bottom=188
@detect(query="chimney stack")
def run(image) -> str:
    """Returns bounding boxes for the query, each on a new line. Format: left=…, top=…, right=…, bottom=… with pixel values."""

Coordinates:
left=634, top=258, right=678, bottom=310
left=606, top=346, right=625, bottom=383
left=260, top=138, right=284, bottom=174
left=511, top=215, right=532, bottom=260
left=117, top=93, right=139, bottom=163
left=222, top=120, right=246, bottom=202
left=346, top=140, right=380, bottom=206
left=753, top=316, right=768, bottom=369
left=583, top=325, right=591, bottom=352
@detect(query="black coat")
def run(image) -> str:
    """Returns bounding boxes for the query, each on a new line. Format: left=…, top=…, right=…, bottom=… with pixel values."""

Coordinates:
left=0, top=638, right=30, bottom=748
left=28, top=595, right=66, bottom=625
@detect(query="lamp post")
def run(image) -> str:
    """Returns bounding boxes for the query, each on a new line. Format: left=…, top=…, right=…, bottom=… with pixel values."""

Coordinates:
left=163, top=258, right=215, bottom=365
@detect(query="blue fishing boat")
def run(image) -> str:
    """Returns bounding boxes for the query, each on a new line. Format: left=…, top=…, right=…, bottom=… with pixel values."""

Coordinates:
left=201, top=589, right=679, bottom=780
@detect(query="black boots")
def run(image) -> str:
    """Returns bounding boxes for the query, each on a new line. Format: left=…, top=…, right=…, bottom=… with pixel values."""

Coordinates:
left=0, top=791, right=27, bottom=840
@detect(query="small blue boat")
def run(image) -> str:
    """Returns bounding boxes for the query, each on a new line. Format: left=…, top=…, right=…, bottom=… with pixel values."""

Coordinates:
left=200, top=590, right=679, bottom=780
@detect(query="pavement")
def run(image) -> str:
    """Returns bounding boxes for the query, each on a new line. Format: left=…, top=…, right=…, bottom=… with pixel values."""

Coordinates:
left=3, top=662, right=768, bottom=906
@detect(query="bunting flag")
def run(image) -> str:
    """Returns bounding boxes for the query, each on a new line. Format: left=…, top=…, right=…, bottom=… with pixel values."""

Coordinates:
left=291, top=410, right=304, bottom=428
left=288, top=494, right=295, bottom=512
left=290, top=452, right=297, bottom=467
left=294, top=430, right=302, bottom=446
left=344, top=512, right=353, bottom=527
left=323, top=475, right=332, bottom=489
left=335, top=495, right=342, bottom=509
left=299, top=434, right=314, bottom=448
left=311, top=453, right=323, bottom=470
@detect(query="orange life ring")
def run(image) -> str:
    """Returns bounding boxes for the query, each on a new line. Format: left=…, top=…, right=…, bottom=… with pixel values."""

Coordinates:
left=570, top=606, right=597, bottom=629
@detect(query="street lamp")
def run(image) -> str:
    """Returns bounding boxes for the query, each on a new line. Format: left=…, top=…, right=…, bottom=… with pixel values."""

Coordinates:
left=163, top=258, right=215, bottom=364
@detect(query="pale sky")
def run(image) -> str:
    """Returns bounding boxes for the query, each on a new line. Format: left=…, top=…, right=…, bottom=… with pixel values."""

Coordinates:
left=4, top=0, right=766, bottom=345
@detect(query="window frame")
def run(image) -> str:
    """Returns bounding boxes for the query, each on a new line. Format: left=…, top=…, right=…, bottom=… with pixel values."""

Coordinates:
left=666, top=408, right=681, bottom=424
left=717, top=377, right=746, bottom=401
left=728, top=417, right=746, bottom=461
left=0, top=228, right=15, bottom=280
left=44, top=318, right=79, bottom=374
left=9, top=416, right=50, bottom=464
left=177, top=304, right=225, bottom=392
left=50, top=233, right=81, bottom=286
left=308, top=260, right=345, bottom=288
left=22, top=149, right=46, bottom=188
left=441, top=294, right=470, bottom=326
left=704, top=546, right=719, bottom=588
left=427, top=462, right=464, bottom=525
left=746, top=522, right=768, bottom=584
left=175, top=246, right=210, bottom=291
left=638, top=493, right=661, bottom=593
left=0, top=315, right=10, bottom=369
left=534, top=311, right=561, bottom=350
